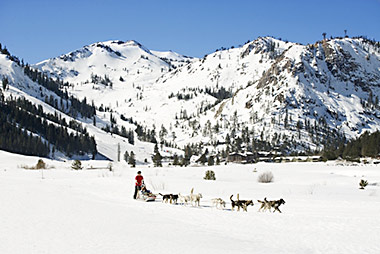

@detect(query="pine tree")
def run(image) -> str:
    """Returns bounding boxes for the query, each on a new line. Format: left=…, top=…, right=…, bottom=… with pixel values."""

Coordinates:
left=159, top=124, right=168, bottom=142
left=234, top=137, right=243, bottom=152
left=0, top=89, right=3, bottom=103
left=216, top=155, right=220, bottom=165
left=128, top=130, right=135, bottom=145
left=208, top=156, right=215, bottom=166
left=2, top=77, right=9, bottom=91
left=128, top=151, right=136, bottom=167
left=181, top=145, right=192, bottom=166
left=173, top=154, right=179, bottom=166
left=152, top=143, right=162, bottom=167
left=197, top=153, right=207, bottom=165
left=225, top=134, right=231, bottom=145
left=124, top=150, right=129, bottom=163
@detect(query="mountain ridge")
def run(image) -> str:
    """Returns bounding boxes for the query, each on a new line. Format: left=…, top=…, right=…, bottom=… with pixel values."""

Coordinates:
left=1, top=36, right=380, bottom=161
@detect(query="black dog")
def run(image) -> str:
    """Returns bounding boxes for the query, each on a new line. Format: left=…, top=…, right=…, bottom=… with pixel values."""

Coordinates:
left=170, top=194, right=178, bottom=204
left=159, top=193, right=171, bottom=203
left=159, top=193, right=178, bottom=204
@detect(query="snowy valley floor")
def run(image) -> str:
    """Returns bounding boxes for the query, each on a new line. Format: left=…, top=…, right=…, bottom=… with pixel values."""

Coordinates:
left=1, top=152, right=380, bottom=254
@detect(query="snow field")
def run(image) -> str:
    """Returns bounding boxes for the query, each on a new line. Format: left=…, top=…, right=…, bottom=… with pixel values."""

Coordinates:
left=1, top=151, right=380, bottom=253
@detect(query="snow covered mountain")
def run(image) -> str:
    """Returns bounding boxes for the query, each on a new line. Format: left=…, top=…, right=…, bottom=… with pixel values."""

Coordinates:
left=1, top=36, right=380, bottom=161
left=140, top=37, right=380, bottom=153
left=34, top=40, right=196, bottom=122
left=36, top=40, right=194, bottom=85
left=156, top=36, right=380, bottom=152
left=0, top=46, right=183, bottom=162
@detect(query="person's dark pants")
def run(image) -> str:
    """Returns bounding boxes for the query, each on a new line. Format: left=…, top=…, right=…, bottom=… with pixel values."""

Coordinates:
left=133, top=185, right=141, bottom=199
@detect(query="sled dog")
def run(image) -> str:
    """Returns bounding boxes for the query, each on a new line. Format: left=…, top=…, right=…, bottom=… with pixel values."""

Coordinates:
left=178, top=193, right=191, bottom=205
left=190, top=188, right=202, bottom=206
left=159, top=193, right=172, bottom=203
left=230, top=195, right=254, bottom=212
left=258, top=198, right=286, bottom=213
left=159, top=193, right=179, bottom=204
left=170, top=194, right=179, bottom=204
left=257, top=197, right=269, bottom=212
left=211, top=198, right=226, bottom=209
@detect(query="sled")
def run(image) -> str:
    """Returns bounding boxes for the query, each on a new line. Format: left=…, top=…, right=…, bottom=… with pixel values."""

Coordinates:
left=136, top=185, right=157, bottom=202
left=137, top=191, right=156, bottom=202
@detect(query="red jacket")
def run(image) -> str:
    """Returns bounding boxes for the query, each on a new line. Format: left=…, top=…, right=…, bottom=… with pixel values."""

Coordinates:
left=135, top=175, right=144, bottom=186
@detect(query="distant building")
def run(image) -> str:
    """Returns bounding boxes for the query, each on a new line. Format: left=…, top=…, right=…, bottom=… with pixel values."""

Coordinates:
left=227, top=152, right=256, bottom=163
left=256, top=151, right=280, bottom=162
left=227, top=152, right=246, bottom=163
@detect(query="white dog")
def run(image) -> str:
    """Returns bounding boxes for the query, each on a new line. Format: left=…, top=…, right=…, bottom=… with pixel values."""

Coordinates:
left=189, top=188, right=202, bottom=206
left=178, top=193, right=191, bottom=206
left=211, top=198, right=226, bottom=210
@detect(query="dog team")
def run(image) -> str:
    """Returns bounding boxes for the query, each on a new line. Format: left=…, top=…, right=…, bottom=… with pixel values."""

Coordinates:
left=159, top=189, right=286, bottom=213
left=136, top=171, right=285, bottom=212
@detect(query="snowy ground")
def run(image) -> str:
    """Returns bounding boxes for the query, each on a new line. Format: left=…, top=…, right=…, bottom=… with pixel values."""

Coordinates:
left=1, top=151, right=380, bottom=254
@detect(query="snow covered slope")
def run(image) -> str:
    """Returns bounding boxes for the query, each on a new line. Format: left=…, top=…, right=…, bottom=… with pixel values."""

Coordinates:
left=0, top=50, right=184, bottom=162
left=151, top=49, right=194, bottom=69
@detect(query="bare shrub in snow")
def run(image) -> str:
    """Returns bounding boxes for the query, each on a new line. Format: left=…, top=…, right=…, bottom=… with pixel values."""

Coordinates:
left=36, top=159, right=46, bottom=169
left=359, top=179, right=368, bottom=189
left=204, top=170, right=216, bottom=180
left=71, top=160, right=83, bottom=170
left=258, top=171, right=274, bottom=183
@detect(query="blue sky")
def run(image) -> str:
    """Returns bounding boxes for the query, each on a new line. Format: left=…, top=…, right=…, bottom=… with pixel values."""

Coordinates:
left=1, top=0, right=379, bottom=63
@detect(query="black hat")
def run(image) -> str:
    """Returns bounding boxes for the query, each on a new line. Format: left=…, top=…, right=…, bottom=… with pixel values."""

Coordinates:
left=137, top=171, right=141, bottom=174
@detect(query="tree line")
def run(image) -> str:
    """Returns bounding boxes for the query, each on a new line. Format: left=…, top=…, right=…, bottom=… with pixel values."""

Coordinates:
left=322, top=131, right=380, bottom=160
left=0, top=96, right=97, bottom=158
left=23, top=65, right=96, bottom=119
left=0, top=116, right=50, bottom=157
left=10, top=96, right=89, bottom=134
